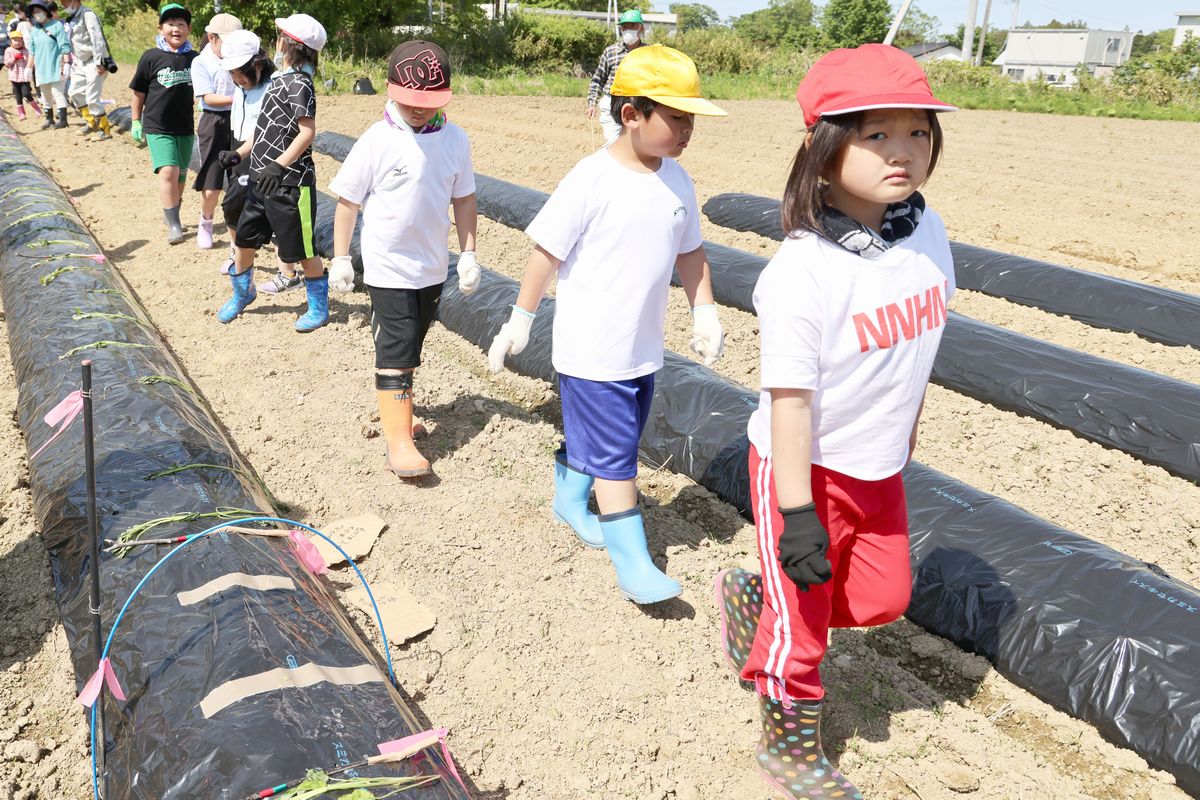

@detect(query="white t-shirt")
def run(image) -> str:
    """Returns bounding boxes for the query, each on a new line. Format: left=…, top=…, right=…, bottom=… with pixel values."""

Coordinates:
left=328, top=104, right=475, bottom=290
left=746, top=209, right=956, bottom=480
left=192, top=44, right=236, bottom=112
left=526, top=150, right=702, bottom=381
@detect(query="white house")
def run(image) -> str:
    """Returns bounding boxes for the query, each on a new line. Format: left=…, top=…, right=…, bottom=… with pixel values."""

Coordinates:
left=993, top=28, right=1135, bottom=84
left=902, top=42, right=964, bottom=62
left=1177, top=12, right=1200, bottom=48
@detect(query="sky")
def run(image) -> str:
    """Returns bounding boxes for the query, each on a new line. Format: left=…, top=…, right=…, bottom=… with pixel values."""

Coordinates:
left=701, top=0, right=1181, bottom=35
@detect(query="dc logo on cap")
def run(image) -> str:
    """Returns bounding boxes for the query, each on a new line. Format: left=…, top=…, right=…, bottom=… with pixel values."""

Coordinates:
left=392, top=49, right=445, bottom=89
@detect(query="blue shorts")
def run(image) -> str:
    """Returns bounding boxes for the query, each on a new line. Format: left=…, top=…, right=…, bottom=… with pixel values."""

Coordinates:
left=559, top=372, right=656, bottom=481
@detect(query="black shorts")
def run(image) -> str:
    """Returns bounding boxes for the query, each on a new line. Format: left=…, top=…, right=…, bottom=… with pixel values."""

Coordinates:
left=368, top=283, right=444, bottom=370
left=234, top=181, right=317, bottom=264
left=221, top=165, right=250, bottom=230
left=12, top=81, right=34, bottom=104
left=193, top=110, right=232, bottom=191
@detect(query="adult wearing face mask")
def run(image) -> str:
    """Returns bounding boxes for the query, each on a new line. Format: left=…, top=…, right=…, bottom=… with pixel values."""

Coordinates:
left=59, top=0, right=111, bottom=139
left=26, top=0, right=71, bottom=129
left=585, top=9, right=644, bottom=145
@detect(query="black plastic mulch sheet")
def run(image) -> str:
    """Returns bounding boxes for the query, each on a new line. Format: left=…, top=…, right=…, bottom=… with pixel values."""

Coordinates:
left=433, top=256, right=1200, bottom=795
left=0, top=119, right=467, bottom=799
left=701, top=192, right=1200, bottom=349
left=436, top=169, right=1200, bottom=486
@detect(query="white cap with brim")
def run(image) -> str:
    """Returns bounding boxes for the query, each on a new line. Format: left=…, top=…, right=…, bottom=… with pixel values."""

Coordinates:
left=217, top=29, right=260, bottom=71
left=276, top=14, right=327, bottom=53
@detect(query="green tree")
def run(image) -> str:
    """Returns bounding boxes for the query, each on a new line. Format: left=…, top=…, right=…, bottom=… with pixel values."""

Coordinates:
left=821, top=0, right=891, bottom=48
left=732, top=0, right=817, bottom=48
left=1156, top=32, right=1200, bottom=77
left=1017, top=18, right=1087, bottom=29
left=891, top=5, right=941, bottom=48
left=952, top=23, right=1007, bottom=64
left=671, top=2, right=720, bottom=32
left=1131, top=28, right=1174, bottom=59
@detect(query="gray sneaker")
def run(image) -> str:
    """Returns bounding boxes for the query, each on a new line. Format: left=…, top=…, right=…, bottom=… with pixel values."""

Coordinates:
left=257, top=271, right=302, bottom=294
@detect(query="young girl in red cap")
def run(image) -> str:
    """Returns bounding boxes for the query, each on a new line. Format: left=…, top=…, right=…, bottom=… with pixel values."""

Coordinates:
left=716, top=43, right=957, bottom=799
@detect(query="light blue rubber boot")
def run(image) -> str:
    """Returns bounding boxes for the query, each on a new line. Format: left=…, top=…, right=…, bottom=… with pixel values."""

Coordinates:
left=295, top=274, right=329, bottom=332
left=216, top=268, right=257, bottom=324
left=599, top=508, right=681, bottom=605
left=552, top=452, right=605, bottom=548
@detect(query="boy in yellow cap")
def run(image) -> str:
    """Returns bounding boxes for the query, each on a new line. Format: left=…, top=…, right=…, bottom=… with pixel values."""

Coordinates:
left=489, top=44, right=726, bottom=605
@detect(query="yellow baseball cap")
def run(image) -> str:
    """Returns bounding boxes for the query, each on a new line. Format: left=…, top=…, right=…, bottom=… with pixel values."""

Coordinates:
left=610, top=44, right=727, bottom=117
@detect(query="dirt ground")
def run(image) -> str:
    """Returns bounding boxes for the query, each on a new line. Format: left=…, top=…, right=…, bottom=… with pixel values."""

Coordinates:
left=1, top=77, right=1199, bottom=800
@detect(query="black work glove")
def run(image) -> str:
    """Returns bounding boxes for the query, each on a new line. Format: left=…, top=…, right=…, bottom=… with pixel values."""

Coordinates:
left=777, top=503, right=833, bottom=591
left=255, top=161, right=285, bottom=198
left=217, top=149, right=241, bottom=170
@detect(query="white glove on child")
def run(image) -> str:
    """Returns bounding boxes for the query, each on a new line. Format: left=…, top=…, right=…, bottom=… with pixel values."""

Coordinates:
left=458, top=251, right=481, bottom=295
left=690, top=304, right=725, bottom=366
left=488, top=305, right=535, bottom=374
left=328, top=256, right=355, bottom=293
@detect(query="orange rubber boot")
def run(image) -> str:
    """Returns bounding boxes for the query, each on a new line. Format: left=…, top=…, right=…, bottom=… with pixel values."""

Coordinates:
left=377, top=372, right=431, bottom=478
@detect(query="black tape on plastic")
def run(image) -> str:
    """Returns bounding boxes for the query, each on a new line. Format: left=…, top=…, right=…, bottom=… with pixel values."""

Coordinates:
left=434, top=255, right=1200, bottom=795
left=702, top=192, right=1200, bottom=349
left=451, top=172, right=1200, bottom=485
left=0, top=117, right=467, bottom=799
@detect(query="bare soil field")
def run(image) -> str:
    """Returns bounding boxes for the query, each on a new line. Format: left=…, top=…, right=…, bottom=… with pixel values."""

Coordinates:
left=1, top=80, right=1198, bottom=800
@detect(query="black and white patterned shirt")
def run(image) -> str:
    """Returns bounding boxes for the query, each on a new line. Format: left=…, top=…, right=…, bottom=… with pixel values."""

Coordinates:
left=250, top=69, right=317, bottom=187
left=587, top=42, right=632, bottom=106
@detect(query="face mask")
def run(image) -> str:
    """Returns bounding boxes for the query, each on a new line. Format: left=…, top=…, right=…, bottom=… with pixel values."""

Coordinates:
left=621, top=29, right=639, bottom=46
left=33, top=10, right=47, bottom=23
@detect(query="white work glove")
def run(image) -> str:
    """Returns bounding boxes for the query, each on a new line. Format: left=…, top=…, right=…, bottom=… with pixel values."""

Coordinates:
left=488, top=305, right=535, bottom=374
left=328, top=255, right=355, bottom=293
left=458, top=251, right=480, bottom=295
left=690, top=303, right=725, bottom=366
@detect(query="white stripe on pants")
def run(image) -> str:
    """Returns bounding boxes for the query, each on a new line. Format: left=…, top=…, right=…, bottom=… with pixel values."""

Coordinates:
left=68, top=62, right=107, bottom=116
left=756, top=452, right=793, bottom=702
left=38, top=79, right=67, bottom=110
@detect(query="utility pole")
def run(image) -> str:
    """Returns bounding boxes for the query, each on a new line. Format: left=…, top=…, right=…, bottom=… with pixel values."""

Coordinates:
left=975, top=0, right=994, bottom=65
left=883, top=0, right=916, bottom=46
left=963, top=0, right=979, bottom=61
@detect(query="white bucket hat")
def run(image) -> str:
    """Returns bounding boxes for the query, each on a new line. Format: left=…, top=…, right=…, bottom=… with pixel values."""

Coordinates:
left=275, top=13, right=327, bottom=52
left=217, top=29, right=260, bottom=71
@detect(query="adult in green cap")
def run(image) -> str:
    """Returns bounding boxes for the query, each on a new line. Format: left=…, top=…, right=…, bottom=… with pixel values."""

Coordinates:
left=586, top=8, right=645, bottom=145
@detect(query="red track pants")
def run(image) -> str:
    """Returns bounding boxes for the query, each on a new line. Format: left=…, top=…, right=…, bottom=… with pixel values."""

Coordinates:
left=742, top=445, right=912, bottom=702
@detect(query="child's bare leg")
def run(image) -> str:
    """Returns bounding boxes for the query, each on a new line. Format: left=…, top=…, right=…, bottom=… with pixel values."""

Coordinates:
left=595, top=475, right=681, bottom=604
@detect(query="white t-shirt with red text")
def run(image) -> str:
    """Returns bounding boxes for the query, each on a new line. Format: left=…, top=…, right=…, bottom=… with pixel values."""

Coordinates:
left=526, top=149, right=703, bottom=381
left=746, top=208, right=956, bottom=480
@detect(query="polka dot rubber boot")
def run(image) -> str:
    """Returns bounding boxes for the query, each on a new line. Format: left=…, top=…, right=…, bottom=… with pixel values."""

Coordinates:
left=757, top=695, right=863, bottom=800
left=715, top=568, right=762, bottom=688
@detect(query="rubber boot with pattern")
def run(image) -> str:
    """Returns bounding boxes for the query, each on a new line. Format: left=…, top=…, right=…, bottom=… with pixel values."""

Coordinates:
left=377, top=372, right=431, bottom=478
left=95, top=113, right=112, bottom=141
left=552, top=450, right=605, bottom=548
left=295, top=274, right=329, bottom=332
left=217, top=268, right=257, bottom=323
left=598, top=508, right=681, bottom=604
left=715, top=568, right=762, bottom=689
left=757, top=695, right=863, bottom=800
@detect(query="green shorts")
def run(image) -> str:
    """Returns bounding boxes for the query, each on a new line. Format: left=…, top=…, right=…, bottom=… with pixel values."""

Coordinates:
left=146, top=133, right=194, bottom=177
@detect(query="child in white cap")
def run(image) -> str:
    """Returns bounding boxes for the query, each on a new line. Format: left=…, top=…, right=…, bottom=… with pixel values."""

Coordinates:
left=215, top=13, right=328, bottom=332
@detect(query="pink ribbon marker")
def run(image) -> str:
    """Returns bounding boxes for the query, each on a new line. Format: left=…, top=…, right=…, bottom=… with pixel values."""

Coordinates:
left=288, top=529, right=327, bottom=575
left=76, top=657, right=127, bottom=707
left=378, top=728, right=467, bottom=793
left=30, top=390, right=83, bottom=460
left=88, top=254, right=106, bottom=263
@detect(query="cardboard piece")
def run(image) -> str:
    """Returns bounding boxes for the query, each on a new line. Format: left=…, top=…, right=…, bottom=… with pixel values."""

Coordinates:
left=345, top=581, right=436, bottom=644
left=309, top=513, right=386, bottom=567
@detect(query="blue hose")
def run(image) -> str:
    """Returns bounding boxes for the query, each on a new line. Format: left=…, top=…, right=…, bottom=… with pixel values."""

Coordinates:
left=89, top=516, right=395, bottom=800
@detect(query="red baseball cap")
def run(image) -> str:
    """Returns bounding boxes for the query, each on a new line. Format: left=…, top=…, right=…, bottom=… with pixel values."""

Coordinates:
left=795, top=44, right=956, bottom=129
left=387, top=41, right=452, bottom=108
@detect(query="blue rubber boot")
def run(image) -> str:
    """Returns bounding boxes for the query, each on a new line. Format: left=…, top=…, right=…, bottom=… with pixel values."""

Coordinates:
left=216, top=268, right=257, bottom=324
left=598, top=508, right=681, bottom=605
left=552, top=452, right=605, bottom=548
left=295, top=274, right=329, bottom=332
